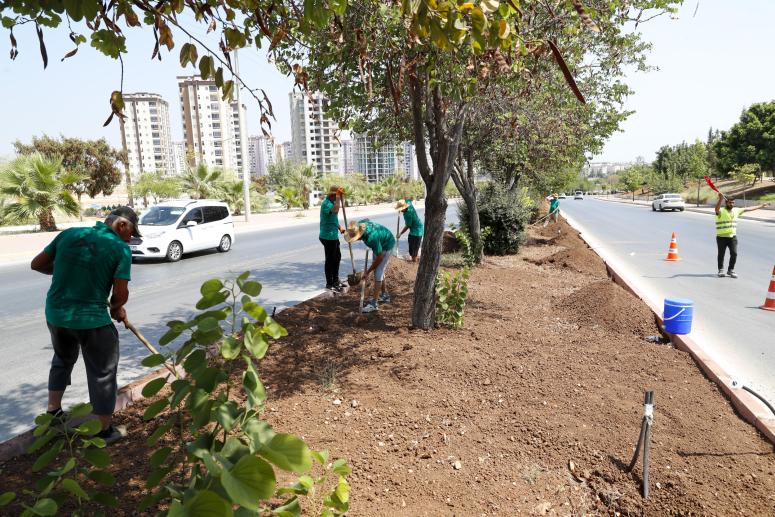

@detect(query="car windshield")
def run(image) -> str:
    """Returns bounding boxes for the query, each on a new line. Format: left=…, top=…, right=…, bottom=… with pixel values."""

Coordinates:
left=140, top=206, right=185, bottom=226
left=667, top=195, right=682, bottom=199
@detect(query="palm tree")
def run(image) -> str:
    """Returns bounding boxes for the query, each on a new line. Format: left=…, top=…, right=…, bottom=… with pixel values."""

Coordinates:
left=0, top=153, right=82, bottom=231
left=220, top=181, right=245, bottom=215
left=291, top=164, right=316, bottom=209
left=276, top=186, right=303, bottom=210
left=181, top=163, right=223, bottom=199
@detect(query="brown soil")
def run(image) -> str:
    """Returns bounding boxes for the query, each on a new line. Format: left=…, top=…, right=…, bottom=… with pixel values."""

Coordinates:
left=3, top=218, right=775, bottom=516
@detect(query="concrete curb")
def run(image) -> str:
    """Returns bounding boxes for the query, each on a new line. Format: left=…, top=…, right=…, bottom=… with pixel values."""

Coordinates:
left=593, top=196, right=775, bottom=224
left=562, top=214, right=775, bottom=446
left=0, top=288, right=344, bottom=463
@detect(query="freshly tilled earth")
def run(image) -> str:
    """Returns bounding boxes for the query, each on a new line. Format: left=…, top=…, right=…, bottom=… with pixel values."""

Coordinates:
left=3, top=218, right=775, bottom=516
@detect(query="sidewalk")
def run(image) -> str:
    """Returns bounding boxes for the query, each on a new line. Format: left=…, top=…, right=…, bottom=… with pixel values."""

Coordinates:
left=594, top=196, right=775, bottom=223
left=0, top=201, right=421, bottom=266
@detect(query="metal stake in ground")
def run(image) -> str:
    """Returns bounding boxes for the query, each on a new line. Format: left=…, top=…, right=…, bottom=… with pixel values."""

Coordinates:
left=339, top=191, right=359, bottom=286
left=359, top=249, right=370, bottom=313
left=126, top=319, right=178, bottom=377
left=626, top=390, right=654, bottom=499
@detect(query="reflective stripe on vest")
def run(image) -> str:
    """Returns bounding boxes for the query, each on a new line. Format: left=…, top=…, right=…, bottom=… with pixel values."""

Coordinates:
left=716, top=208, right=740, bottom=237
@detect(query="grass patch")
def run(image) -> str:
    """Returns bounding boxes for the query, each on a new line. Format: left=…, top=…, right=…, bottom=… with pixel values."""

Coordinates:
left=753, top=193, right=775, bottom=201
left=318, top=360, right=339, bottom=392
left=440, top=252, right=466, bottom=268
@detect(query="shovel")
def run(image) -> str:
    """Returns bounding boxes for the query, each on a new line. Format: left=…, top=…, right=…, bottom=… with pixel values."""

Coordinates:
left=339, top=192, right=360, bottom=286
left=359, top=250, right=370, bottom=313
left=394, top=213, right=401, bottom=258
left=125, top=319, right=178, bottom=377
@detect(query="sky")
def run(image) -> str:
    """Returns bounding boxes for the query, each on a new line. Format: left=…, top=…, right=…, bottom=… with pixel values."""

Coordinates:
left=1, top=1, right=774, bottom=163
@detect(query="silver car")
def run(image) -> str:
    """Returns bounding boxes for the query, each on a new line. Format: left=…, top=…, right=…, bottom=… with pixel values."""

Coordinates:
left=652, top=193, right=685, bottom=212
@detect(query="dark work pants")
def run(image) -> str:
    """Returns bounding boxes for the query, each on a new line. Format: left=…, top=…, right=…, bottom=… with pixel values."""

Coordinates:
left=320, top=238, right=342, bottom=286
left=716, top=236, right=738, bottom=271
left=47, top=323, right=120, bottom=416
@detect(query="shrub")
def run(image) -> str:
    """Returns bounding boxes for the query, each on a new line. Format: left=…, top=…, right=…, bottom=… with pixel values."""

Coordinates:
left=436, top=268, right=470, bottom=329
left=458, top=183, right=536, bottom=256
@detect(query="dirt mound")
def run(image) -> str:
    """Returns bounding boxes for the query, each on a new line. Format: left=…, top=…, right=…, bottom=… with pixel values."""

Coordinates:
left=530, top=246, right=607, bottom=276
left=558, top=280, right=658, bottom=336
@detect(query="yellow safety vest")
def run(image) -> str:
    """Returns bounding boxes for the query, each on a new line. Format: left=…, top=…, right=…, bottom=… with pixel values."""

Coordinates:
left=716, top=207, right=743, bottom=237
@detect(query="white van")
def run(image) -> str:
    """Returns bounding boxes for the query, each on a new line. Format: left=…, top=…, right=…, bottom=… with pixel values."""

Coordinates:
left=132, top=200, right=235, bottom=261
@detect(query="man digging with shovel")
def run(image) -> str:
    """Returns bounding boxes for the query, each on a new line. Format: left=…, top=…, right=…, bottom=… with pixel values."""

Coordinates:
left=30, top=207, right=139, bottom=444
left=395, top=199, right=424, bottom=262
left=345, top=219, right=396, bottom=314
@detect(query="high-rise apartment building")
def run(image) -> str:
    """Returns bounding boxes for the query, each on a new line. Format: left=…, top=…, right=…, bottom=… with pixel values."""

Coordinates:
left=402, top=142, right=419, bottom=180
left=120, top=92, right=174, bottom=176
left=289, top=91, right=340, bottom=175
left=171, top=141, right=188, bottom=175
left=248, top=135, right=276, bottom=176
left=178, top=76, right=248, bottom=176
left=340, top=138, right=356, bottom=175
left=354, top=133, right=400, bottom=183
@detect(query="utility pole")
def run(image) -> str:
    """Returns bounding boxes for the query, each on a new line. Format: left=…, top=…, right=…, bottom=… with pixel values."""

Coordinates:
left=234, top=49, right=251, bottom=222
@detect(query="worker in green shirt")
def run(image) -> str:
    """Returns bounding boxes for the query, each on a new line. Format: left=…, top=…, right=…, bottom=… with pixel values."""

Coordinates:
left=319, top=185, right=346, bottom=291
left=395, top=199, right=424, bottom=262
left=345, top=219, right=396, bottom=313
left=714, top=193, right=769, bottom=278
left=30, top=207, right=140, bottom=444
left=544, top=193, right=560, bottom=227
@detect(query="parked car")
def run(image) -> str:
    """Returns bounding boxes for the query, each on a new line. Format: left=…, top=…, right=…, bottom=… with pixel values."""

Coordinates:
left=132, top=200, right=235, bottom=261
left=558, top=193, right=567, bottom=199
left=652, top=193, right=685, bottom=212
left=574, top=191, right=584, bottom=200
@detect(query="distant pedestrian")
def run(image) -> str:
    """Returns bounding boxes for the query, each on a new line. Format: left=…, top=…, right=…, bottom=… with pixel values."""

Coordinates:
left=30, top=207, right=140, bottom=444
left=543, top=193, right=560, bottom=227
left=395, top=199, right=424, bottom=262
left=319, top=185, right=346, bottom=291
left=345, top=219, right=396, bottom=313
left=714, top=193, right=770, bottom=278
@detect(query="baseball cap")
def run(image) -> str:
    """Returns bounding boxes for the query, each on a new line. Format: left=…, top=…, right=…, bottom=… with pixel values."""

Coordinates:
left=110, top=206, right=142, bottom=237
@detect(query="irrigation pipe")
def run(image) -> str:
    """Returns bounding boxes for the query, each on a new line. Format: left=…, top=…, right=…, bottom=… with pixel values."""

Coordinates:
left=626, top=390, right=654, bottom=499
left=732, top=381, right=775, bottom=417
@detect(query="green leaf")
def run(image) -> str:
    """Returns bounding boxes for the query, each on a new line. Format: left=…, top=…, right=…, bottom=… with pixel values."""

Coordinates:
left=170, top=379, right=192, bottom=407
left=329, top=0, right=347, bottom=16
left=222, top=80, right=235, bottom=101
left=240, top=280, right=262, bottom=297
left=143, top=398, right=169, bottom=421
left=185, top=490, right=233, bottom=517
left=184, top=349, right=207, bottom=374
left=194, top=366, right=225, bottom=392
left=88, top=469, right=116, bottom=487
left=221, top=436, right=251, bottom=465
left=142, top=354, right=168, bottom=368
left=242, top=359, right=266, bottom=408
left=138, top=489, right=166, bottom=512
left=311, top=450, right=329, bottom=465
left=244, top=418, right=275, bottom=452
left=83, top=448, right=111, bottom=468
left=196, top=291, right=228, bottom=310
left=335, top=476, right=350, bottom=504
left=199, top=55, right=214, bottom=80
left=150, top=446, right=172, bottom=468
left=159, top=327, right=184, bottom=346
left=272, top=496, right=301, bottom=517
left=29, top=498, right=57, bottom=516
left=145, top=466, right=172, bottom=489
left=259, top=434, right=312, bottom=474
left=221, top=335, right=242, bottom=360
left=264, top=319, right=287, bottom=339
left=92, top=491, right=118, bottom=508
left=242, top=302, right=267, bottom=322
left=61, top=479, right=89, bottom=500
left=201, top=279, right=224, bottom=296
left=331, top=458, right=352, bottom=476
left=220, top=455, right=276, bottom=510
left=237, top=271, right=250, bottom=283
left=142, top=377, right=167, bottom=398
left=201, top=452, right=223, bottom=477
left=197, top=317, right=220, bottom=334
left=147, top=416, right=176, bottom=446
left=244, top=328, right=268, bottom=359
left=191, top=400, right=214, bottom=428
left=28, top=428, right=57, bottom=453
left=69, top=402, right=93, bottom=418
left=215, top=67, right=224, bottom=88
left=187, top=432, right=214, bottom=459
left=0, top=492, right=16, bottom=506
left=215, top=401, right=239, bottom=432
left=34, top=413, right=54, bottom=428
left=90, top=30, right=126, bottom=59
left=32, top=440, right=64, bottom=472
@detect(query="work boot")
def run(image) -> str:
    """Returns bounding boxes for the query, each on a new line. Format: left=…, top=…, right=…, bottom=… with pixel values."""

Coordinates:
left=727, top=270, right=738, bottom=279
left=361, top=301, right=379, bottom=314
left=379, top=292, right=391, bottom=305
left=96, top=425, right=126, bottom=445
left=718, top=269, right=726, bottom=277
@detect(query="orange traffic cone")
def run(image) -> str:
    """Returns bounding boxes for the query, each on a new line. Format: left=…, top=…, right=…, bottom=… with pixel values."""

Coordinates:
left=665, top=232, right=681, bottom=261
left=761, top=266, right=775, bottom=311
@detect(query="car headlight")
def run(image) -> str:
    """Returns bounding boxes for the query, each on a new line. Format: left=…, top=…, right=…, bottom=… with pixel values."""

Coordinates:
left=143, top=231, right=165, bottom=239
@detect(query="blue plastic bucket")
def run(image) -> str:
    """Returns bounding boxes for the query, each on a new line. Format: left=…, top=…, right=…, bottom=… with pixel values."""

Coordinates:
left=663, top=298, right=694, bottom=335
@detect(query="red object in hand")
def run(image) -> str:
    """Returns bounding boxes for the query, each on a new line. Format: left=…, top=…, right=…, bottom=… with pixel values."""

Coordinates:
left=704, top=176, right=727, bottom=199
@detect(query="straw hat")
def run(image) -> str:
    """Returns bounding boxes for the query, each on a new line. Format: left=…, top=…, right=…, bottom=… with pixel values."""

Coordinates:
left=328, top=185, right=341, bottom=195
left=344, top=221, right=366, bottom=243
left=395, top=200, right=410, bottom=212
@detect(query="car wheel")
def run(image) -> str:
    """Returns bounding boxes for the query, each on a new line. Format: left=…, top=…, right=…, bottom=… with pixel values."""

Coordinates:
left=659, top=205, right=665, bottom=212
left=217, top=235, right=232, bottom=252
left=679, top=208, right=684, bottom=212
left=166, top=241, right=183, bottom=262
left=652, top=204, right=656, bottom=211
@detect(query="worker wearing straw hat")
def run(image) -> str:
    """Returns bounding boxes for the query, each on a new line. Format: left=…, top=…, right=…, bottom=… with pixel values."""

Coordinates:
left=395, top=199, right=424, bottom=262
left=543, top=193, right=560, bottom=227
left=345, top=219, right=396, bottom=313
left=320, top=185, right=346, bottom=291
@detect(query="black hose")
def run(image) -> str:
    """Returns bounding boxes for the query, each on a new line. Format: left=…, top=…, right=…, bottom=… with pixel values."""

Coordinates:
left=643, top=419, right=652, bottom=499
left=627, top=417, right=646, bottom=472
left=742, top=386, right=775, bottom=416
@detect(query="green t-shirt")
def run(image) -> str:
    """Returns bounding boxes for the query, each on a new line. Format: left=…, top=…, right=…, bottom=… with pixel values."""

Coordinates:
left=402, top=205, right=424, bottom=237
left=549, top=198, right=560, bottom=213
left=43, top=222, right=132, bottom=329
left=359, top=219, right=396, bottom=255
left=319, top=196, right=340, bottom=240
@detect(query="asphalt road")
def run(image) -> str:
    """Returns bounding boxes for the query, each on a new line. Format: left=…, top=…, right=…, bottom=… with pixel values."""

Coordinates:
left=0, top=204, right=458, bottom=442
left=560, top=198, right=775, bottom=406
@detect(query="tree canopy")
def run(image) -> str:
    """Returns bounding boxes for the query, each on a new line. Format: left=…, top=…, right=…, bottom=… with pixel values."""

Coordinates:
left=714, top=101, right=775, bottom=180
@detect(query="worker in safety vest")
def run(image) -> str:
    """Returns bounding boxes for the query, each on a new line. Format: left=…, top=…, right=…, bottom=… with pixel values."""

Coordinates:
left=714, top=193, right=770, bottom=278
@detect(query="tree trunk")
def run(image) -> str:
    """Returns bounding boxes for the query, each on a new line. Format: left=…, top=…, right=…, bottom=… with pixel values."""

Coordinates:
left=412, top=188, right=447, bottom=329
left=467, top=199, right=482, bottom=262
left=39, top=209, right=57, bottom=232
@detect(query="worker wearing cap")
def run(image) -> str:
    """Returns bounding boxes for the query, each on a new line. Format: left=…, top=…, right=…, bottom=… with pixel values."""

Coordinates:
left=30, top=206, right=139, bottom=443
left=714, top=193, right=770, bottom=278
left=544, top=193, right=560, bottom=227
left=345, top=219, right=396, bottom=313
left=319, top=185, right=346, bottom=291
left=395, top=199, right=424, bottom=262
